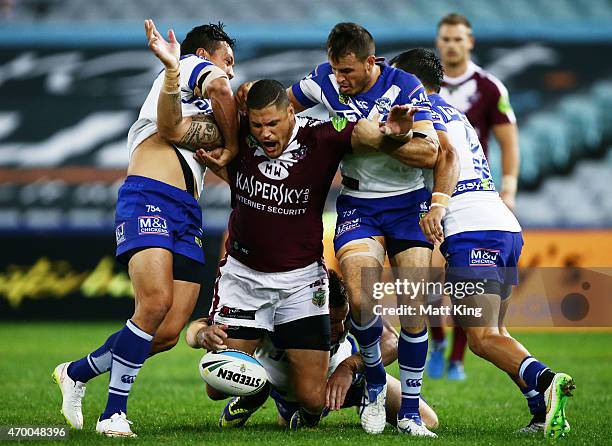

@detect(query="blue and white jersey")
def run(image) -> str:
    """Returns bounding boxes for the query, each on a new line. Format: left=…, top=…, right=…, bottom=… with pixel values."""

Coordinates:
left=429, top=94, right=521, bottom=236
left=127, top=54, right=225, bottom=195
left=292, top=62, right=433, bottom=198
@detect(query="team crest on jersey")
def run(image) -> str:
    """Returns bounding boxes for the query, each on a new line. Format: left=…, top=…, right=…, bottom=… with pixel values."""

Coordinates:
left=338, top=93, right=351, bottom=105
left=138, top=215, right=169, bottom=236
left=312, top=288, right=327, bottom=308
left=470, top=248, right=500, bottom=267
left=375, top=97, right=392, bottom=114
left=258, top=159, right=291, bottom=180
left=291, top=145, right=308, bottom=161
left=246, top=134, right=259, bottom=149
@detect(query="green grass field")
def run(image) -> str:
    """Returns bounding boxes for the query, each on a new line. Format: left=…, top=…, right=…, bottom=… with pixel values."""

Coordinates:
left=0, top=323, right=610, bottom=445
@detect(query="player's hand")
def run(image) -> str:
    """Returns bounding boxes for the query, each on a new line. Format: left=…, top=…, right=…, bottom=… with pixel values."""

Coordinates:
left=326, top=362, right=354, bottom=411
left=381, top=104, right=424, bottom=137
left=144, top=19, right=180, bottom=71
left=235, top=81, right=255, bottom=115
left=419, top=206, right=446, bottom=245
left=195, top=148, right=232, bottom=170
left=353, top=118, right=384, bottom=149
left=500, top=190, right=516, bottom=212
left=196, top=324, right=229, bottom=351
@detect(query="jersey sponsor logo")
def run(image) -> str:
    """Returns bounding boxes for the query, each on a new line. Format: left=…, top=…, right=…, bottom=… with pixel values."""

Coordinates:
left=146, top=204, right=162, bottom=213
left=470, top=248, right=500, bottom=267
left=218, top=306, right=256, bottom=320
left=115, top=222, right=126, bottom=245
left=121, top=374, right=136, bottom=384
left=497, top=95, right=513, bottom=114
left=235, top=172, right=310, bottom=205
left=335, top=218, right=361, bottom=237
left=331, top=116, right=348, bottom=132
left=453, top=178, right=496, bottom=196
left=312, top=288, right=327, bottom=308
left=355, top=99, right=369, bottom=110
left=138, top=215, right=169, bottom=236
left=375, top=97, right=392, bottom=114
left=258, top=160, right=290, bottom=180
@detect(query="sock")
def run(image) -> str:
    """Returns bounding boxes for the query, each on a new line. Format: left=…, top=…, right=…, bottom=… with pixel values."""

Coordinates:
left=350, top=315, right=386, bottom=386
left=430, top=326, right=446, bottom=345
left=449, top=326, right=467, bottom=362
left=518, top=356, right=554, bottom=393
left=100, top=320, right=153, bottom=420
left=398, top=328, right=428, bottom=419
left=238, top=382, right=270, bottom=410
left=521, top=385, right=546, bottom=419
left=67, top=330, right=121, bottom=383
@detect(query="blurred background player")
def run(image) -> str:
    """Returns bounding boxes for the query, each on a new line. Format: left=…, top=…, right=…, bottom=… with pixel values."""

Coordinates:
left=428, top=12, right=521, bottom=381
left=187, top=270, right=439, bottom=431
left=392, top=48, right=574, bottom=440
left=52, top=20, right=238, bottom=437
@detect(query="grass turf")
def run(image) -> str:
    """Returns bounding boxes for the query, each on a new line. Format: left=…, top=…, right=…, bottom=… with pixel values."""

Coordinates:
left=0, top=323, right=610, bottom=445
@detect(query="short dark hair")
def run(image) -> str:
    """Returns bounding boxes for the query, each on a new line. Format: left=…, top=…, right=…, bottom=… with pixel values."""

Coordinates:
left=181, top=22, right=235, bottom=56
left=328, top=270, right=348, bottom=309
left=246, top=79, right=289, bottom=110
left=437, top=13, right=472, bottom=31
left=327, top=22, right=375, bottom=62
left=390, top=49, right=444, bottom=93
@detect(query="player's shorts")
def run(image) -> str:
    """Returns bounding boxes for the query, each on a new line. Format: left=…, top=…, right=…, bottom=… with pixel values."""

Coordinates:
left=114, top=175, right=205, bottom=265
left=441, top=230, right=523, bottom=298
left=210, top=254, right=329, bottom=333
left=334, top=188, right=433, bottom=254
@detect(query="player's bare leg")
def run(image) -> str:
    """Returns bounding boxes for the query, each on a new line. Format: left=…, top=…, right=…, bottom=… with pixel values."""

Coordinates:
left=337, top=236, right=387, bottom=434
left=391, top=247, right=436, bottom=437
left=285, top=348, right=329, bottom=430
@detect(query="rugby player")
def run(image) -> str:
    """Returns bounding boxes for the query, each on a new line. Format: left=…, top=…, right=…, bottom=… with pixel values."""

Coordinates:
left=279, top=22, right=458, bottom=436
left=52, top=19, right=238, bottom=437
left=186, top=270, right=439, bottom=431
left=430, top=13, right=521, bottom=382
left=391, top=48, right=574, bottom=440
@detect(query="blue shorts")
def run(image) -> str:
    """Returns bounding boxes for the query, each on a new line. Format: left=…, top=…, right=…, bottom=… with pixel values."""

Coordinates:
left=441, top=230, right=523, bottom=287
left=114, top=175, right=205, bottom=265
left=334, top=188, right=432, bottom=253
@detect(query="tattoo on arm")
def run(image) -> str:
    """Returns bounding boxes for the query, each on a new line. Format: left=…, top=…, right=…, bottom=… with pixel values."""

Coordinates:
left=166, top=93, right=182, bottom=126
left=178, top=115, right=221, bottom=151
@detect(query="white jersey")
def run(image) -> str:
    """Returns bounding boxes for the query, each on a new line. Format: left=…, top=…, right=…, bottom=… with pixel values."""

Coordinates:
left=255, top=335, right=356, bottom=402
left=290, top=62, right=434, bottom=198
left=127, top=54, right=226, bottom=196
left=429, top=94, right=521, bottom=237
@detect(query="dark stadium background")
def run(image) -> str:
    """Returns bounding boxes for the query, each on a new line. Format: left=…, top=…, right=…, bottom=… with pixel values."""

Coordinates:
left=0, top=0, right=611, bottom=323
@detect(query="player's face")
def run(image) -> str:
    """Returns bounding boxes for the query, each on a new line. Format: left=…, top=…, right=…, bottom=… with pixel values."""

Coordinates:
left=329, top=53, right=376, bottom=95
left=329, top=303, right=349, bottom=344
left=248, top=104, right=296, bottom=158
left=436, top=24, right=474, bottom=67
left=205, top=42, right=235, bottom=80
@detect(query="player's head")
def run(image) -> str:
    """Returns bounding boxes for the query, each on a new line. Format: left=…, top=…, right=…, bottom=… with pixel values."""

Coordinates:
left=246, top=79, right=296, bottom=159
left=390, top=49, right=444, bottom=94
left=181, top=22, right=236, bottom=79
left=326, top=22, right=377, bottom=96
left=435, top=13, right=474, bottom=68
left=328, top=269, right=349, bottom=345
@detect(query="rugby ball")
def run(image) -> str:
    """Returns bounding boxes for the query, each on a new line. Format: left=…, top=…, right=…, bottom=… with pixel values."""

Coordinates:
left=199, top=349, right=267, bottom=396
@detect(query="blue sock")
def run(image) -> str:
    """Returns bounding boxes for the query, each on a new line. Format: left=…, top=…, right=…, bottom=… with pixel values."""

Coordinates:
left=350, top=315, right=386, bottom=386
left=398, top=328, right=428, bottom=420
left=521, top=385, right=546, bottom=416
left=100, top=320, right=153, bottom=420
left=67, top=330, right=120, bottom=383
left=518, top=356, right=550, bottom=391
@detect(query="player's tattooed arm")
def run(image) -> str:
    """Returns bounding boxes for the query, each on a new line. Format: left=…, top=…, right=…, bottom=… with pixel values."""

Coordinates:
left=177, top=115, right=223, bottom=152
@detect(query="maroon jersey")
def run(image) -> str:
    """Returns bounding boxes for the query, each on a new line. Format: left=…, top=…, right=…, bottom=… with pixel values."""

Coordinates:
left=226, top=116, right=354, bottom=273
left=440, top=61, right=515, bottom=156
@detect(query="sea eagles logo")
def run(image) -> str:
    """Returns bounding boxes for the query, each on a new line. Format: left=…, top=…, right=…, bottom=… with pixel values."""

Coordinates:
left=291, top=146, right=308, bottom=161
left=375, top=97, right=392, bottom=114
left=258, top=159, right=290, bottom=180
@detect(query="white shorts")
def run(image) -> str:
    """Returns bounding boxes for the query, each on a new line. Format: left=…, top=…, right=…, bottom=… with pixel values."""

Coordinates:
left=210, top=255, right=329, bottom=332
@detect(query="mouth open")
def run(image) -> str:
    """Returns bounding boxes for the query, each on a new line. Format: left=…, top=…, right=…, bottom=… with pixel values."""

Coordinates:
left=262, top=141, right=277, bottom=153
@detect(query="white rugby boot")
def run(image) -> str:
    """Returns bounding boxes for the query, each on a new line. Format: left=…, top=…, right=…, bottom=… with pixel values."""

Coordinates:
left=359, top=383, right=387, bottom=434
left=397, top=415, right=438, bottom=438
left=52, top=362, right=85, bottom=429
left=96, top=412, right=137, bottom=438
